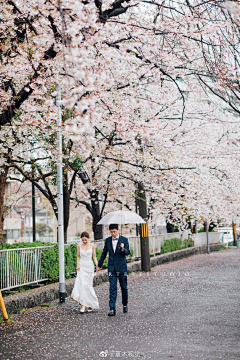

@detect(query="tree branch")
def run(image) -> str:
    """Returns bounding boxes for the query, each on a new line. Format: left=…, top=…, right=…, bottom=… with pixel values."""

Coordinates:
left=103, top=156, right=196, bottom=171
left=71, top=198, right=93, bottom=215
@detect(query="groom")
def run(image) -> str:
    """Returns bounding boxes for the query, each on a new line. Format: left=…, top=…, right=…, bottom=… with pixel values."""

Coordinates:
left=97, top=224, right=130, bottom=316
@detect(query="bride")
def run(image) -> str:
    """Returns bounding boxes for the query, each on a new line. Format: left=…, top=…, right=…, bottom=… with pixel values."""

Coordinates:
left=71, top=232, right=99, bottom=313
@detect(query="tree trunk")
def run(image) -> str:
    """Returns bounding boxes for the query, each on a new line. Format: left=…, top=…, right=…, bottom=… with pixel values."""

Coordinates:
left=63, top=170, right=70, bottom=244
left=208, top=221, right=216, bottom=232
left=91, top=193, right=103, bottom=240
left=193, top=220, right=197, bottom=234
left=187, top=221, right=192, bottom=232
left=0, top=166, right=8, bottom=246
left=166, top=221, right=175, bottom=233
left=204, top=221, right=207, bottom=232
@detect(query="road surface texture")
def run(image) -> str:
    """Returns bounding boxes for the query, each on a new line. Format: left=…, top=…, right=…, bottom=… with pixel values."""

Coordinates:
left=0, top=248, right=239, bottom=360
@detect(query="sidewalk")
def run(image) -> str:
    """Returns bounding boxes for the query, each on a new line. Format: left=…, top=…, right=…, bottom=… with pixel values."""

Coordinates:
left=1, top=248, right=240, bottom=359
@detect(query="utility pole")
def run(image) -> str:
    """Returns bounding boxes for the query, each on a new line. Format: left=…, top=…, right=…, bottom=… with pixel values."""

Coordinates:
left=137, top=182, right=151, bottom=271
left=136, top=136, right=150, bottom=271
left=32, top=165, right=36, bottom=242
left=56, top=84, right=65, bottom=303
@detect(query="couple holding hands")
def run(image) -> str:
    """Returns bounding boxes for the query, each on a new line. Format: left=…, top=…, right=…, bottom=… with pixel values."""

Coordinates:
left=71, top=224, right=130, bottom=316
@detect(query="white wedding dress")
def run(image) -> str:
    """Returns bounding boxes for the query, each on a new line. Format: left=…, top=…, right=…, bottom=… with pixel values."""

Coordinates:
left=71, top=243, right=99, bottom=309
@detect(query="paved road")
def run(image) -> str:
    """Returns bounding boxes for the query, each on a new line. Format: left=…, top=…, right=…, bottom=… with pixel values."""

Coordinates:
left=1, top=248, right=240, bottom=360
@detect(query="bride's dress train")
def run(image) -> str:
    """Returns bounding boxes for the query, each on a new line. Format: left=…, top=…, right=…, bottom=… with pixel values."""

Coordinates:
left=71, top=243, right=99, bottom=309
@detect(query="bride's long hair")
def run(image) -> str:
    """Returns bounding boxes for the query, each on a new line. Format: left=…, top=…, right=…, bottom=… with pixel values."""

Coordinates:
left=81, top=231, right=90, bottom=239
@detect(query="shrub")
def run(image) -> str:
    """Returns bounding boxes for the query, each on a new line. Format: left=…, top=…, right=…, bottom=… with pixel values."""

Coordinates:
left=41, top=244, right=59, bottom=283
left=161, top=237, right=194, bottom=254
left=41, top=244, right=111, bottom=283
left=95, top=248, right=108, bottom=269
left=64, top=245, right=76, bottom=278
left=170, top=237, right=182, bottom=251
left=183, top=238, right=194, bottom=247
left=0, top=241, right=53, bottom=250
left=161, top=239, right=171, bottom=254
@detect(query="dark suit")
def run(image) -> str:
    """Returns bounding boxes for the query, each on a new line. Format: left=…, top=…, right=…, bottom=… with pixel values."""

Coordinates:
left=98, top=235, right=130, bottom=310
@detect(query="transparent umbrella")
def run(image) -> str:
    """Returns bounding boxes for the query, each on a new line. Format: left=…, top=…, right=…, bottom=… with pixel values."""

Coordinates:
left=97, top=210, right=145, bottom=225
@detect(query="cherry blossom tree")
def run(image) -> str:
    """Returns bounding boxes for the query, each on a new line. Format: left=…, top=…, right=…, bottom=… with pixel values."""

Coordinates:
left=2, top=0, right=240, bottom=245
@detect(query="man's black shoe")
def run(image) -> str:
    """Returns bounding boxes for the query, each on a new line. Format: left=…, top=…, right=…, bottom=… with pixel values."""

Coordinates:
left=108, top=310, right=116, bottom=316
left=123, top=306, right=128, bottom=313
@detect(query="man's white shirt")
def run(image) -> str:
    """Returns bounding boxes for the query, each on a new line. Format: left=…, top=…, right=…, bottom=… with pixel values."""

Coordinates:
left=112, top=235, right=119, bottom=253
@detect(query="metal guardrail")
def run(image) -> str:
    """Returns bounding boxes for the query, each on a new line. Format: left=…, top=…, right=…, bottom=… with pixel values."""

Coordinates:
left=0, top=246, right=54, bottom=291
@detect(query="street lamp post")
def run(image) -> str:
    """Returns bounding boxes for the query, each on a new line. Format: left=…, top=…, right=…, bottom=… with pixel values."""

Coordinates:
left=56, top=84, right=65, bottom=303
left=32, top=173, right=36, bottom=242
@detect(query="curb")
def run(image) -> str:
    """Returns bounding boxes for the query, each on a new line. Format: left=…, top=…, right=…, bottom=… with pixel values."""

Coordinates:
left=3, top=243, right=225, bottom=314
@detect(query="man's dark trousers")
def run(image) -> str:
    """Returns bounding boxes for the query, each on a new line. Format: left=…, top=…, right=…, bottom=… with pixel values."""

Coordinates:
left=109, top=270, right=128, bottom=310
